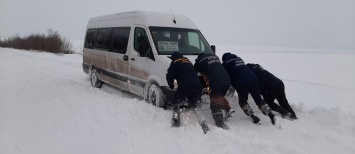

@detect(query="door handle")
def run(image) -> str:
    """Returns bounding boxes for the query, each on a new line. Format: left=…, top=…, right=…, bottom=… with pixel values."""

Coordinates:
left=131, top=58, right=135, bottom=61
left=123, top=55, right=129, bottom=61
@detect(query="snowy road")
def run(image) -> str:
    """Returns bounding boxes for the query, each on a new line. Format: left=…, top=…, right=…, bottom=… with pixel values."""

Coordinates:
left=1, top=48, right=354, bottom=154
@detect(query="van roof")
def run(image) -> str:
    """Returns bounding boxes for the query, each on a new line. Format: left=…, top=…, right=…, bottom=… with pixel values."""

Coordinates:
left=87, top=10, right=199, bottom=30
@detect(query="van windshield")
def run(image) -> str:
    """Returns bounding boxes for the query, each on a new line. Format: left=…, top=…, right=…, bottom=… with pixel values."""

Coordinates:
left=149, top=27, right=214, bottom=55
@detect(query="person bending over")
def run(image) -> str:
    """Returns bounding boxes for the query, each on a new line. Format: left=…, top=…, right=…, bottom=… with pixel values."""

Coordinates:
left=194, top=53, right=234, bottom=129
left=247, top=63, right=297, bottom=120
left=222, top=52, right=276, bottom=125
left=166, top=52, right=209, bottom=133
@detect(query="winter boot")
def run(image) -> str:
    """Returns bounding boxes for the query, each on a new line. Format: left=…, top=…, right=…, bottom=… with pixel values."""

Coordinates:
left=219, top=122, right=229, bottom=130
left=200, top=121, right=210, bottom=134
left=240, top=104, right=261, bottom=124
left=259, top=104, right=276, bottom=125
left=241, top=104, right=254, bottom=116
left=171, top=111, right=180, bottom=127
left=258, top=104, right=272, bottom=115
left=277, top=107, right=292, bottom=118
left=193, top=106, right=210, bottom=134
left=268, top=113, right=276, bottom=125
left=171, top=105, right=181, bottom=127
left=289, top=114, right=298, bottom=120
left=224, top=109, right=236, bottom=121
left=250, top=114, right=261, bottom=125
left=212, top=111, right=228, bottom=130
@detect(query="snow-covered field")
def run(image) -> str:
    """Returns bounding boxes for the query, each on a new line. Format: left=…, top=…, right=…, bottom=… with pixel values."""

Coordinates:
left=1, top=44, right=355, bottom=154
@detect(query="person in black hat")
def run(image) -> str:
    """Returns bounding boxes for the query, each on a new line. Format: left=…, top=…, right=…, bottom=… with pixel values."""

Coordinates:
left=247, top=63, right=297, bottom=120
left=166, top=52, right=209, bottom=133
left=222, top=52, right=276, bottom=125
left=194, top=53, right=234, bottom=129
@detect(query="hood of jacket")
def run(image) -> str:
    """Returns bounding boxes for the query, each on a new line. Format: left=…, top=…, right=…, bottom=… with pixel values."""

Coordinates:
left=222, top=52, right=237, bottom=62
left=171, top=52, right=183, bottom=61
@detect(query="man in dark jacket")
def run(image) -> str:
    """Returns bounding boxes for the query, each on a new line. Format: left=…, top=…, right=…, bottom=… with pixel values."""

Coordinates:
left=247, top=63, right=297, bottom=120
left=194, top=53, right=234, bottom=129
left=222, top=52, right=276, bottom=125
left=166, top=52, right=209, bottom=133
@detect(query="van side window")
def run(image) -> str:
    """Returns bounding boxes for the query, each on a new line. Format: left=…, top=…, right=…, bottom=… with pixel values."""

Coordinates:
left=84, top=28, right=97, bottom=49
left=134, top=27, right=150, bottom=52
left=134, top=27, right=154, bottom=60
left=110, top=27, right=130, bottom=54
left=95, top=28, right=111, bottom=50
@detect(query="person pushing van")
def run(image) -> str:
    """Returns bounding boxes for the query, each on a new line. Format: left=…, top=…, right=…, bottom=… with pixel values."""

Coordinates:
left=222, top=52, right=276, bottom=125
left=166, top=52, right=209, bottom=133
left=246, top=63, right=297, bottom=120
left=194, top=53, right=234, bottom=129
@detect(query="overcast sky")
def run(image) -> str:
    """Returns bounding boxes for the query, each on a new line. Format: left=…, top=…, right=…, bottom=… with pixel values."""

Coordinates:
left=1, top=0, right=354, bottom=50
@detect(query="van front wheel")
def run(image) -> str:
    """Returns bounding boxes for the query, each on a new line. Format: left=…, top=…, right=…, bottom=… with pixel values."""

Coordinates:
left=147, top=82, right=165, bottom=108
left=90, top=68, right=102, bottom=88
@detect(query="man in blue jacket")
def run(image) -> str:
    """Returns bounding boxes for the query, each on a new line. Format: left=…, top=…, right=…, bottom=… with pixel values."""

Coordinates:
left=247, top=63, right=297, bottom=120
left=194, top=53, right=234, bottom=129
left=222, top=52, right=275, bottom=125
left=166, top=52, right=209, bottom=133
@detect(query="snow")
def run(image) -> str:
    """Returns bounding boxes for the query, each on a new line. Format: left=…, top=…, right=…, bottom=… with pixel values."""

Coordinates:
left=1, top=44, right=355, bottom=154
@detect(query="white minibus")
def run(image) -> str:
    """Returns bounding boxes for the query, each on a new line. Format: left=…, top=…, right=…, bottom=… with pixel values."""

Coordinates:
left=82, top=10, right=232, bottom=108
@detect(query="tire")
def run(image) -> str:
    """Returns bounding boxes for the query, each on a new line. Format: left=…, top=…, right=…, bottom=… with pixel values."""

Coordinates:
left=147, top=82, right=165, bottom=108
left=90, top=68, right=102, bottom=88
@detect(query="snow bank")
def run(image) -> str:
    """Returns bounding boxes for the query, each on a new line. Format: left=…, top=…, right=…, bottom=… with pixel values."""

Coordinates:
left=1, top=47, right=354, bottom=154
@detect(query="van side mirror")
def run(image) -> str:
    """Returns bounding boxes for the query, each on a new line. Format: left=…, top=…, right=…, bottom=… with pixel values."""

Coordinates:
left=211, top=45, right=216, bottom=54
left=138, top=43, right=151, bottom=57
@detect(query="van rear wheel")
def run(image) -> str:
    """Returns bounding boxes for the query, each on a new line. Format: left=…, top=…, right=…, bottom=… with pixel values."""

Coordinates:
left=147, top=82, right=165, bottom=108
left=90, top=68, right=102, bottom=88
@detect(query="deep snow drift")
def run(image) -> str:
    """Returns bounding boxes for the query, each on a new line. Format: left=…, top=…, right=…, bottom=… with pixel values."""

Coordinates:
left=1, top=47, right=354, bottom=154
